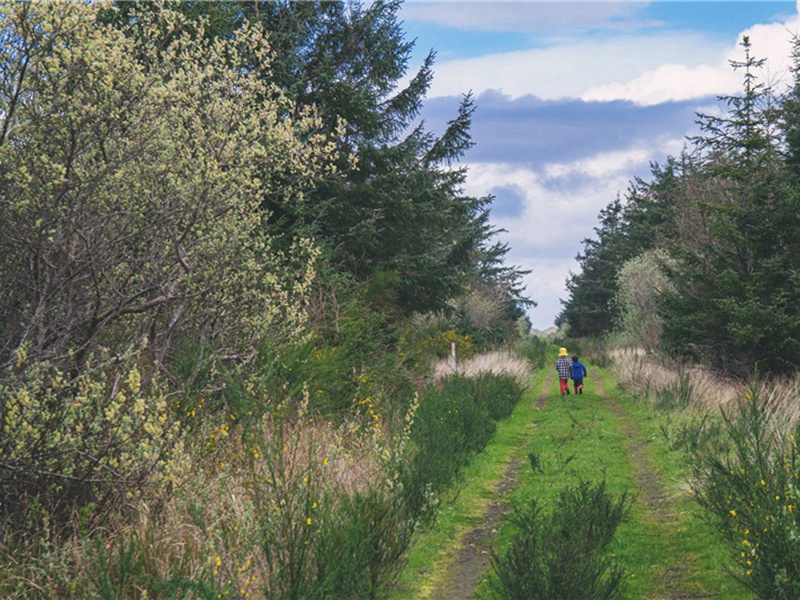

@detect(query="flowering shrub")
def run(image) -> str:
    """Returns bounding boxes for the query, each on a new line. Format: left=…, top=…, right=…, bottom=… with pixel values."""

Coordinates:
left=684, top=384, right=800, bottom=597
left=0, top=358, right=187, bottom=529
left=419, top=329, right=476, bottom=361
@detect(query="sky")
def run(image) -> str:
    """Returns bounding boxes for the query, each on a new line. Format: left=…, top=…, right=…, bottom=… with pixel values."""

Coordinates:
left=398, top=0, right=800, bottom=330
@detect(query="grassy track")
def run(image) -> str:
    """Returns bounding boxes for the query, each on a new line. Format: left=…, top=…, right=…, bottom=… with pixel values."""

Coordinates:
left=392, top=354, right=754, bottom=599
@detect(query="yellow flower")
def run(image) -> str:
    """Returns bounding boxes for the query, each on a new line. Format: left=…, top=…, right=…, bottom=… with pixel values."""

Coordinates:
left=307, top=517, right=312, bottom=525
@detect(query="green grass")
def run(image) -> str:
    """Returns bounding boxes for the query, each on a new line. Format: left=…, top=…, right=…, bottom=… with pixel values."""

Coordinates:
left=392, top=367, right=546, bottom=599
left=392, top=350, right=755, bottom=600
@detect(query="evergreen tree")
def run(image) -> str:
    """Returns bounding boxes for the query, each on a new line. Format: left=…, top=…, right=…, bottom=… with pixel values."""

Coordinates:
left=240, top=1, right=524, bottom=316
left=660, top=37, right=800, bottom=375
left=557, top=156, right=684, bottom=337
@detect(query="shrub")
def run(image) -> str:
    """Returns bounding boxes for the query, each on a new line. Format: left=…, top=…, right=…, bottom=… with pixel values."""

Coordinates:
left=490, top=480, right=631, bottom=600
left=420, top=329, right=476, bottom=362
left=314, top=490, right=413, bottom=599
left=513, top=335, right=548, bottom=369
left=685, top=384, right=800, bottom=598
left=654, top=367, right=696, bottom=411
left=0, top=2, right=331, bottom=382
left=402, top=373, right=524, bottom=519
left=236, top=410, right=414, bottom=600
left=0, top=359, right=186, bottom=533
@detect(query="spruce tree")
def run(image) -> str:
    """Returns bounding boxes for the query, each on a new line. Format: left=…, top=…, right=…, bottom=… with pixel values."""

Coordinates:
left=241, top=1, right=521, bottom=315
left=660, top=37, right=800, bottom=375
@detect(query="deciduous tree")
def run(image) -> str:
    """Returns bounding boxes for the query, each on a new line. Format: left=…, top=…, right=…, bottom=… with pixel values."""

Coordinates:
left=0, top=1, right=331, bottom=380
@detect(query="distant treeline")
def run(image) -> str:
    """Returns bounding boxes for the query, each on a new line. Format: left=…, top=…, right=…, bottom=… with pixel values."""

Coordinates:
left=559, top=36, right=800, bottom=378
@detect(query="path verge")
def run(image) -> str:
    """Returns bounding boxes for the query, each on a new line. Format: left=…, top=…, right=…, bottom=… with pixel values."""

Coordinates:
left=392, top=367, right=548, bottom=599
left=392, top=357, right=752, bottom=599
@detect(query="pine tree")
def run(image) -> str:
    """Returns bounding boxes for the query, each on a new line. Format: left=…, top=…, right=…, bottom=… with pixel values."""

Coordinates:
left=660, top=37, right=800, bottom=375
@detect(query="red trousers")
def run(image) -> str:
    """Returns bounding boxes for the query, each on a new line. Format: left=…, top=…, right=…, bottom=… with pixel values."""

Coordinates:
left=559, top=378, right=570, bottom=394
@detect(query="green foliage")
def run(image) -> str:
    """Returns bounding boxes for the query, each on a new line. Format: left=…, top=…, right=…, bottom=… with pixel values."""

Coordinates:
left=659, top=43, right=800, bottom=374
left=418, top=329, right=476, bottom=362
left=241, top=272, right=419, bottom=420
left=450, top=282, right=531, bottom=351
left=0, top=358, right=185, bottom=529
left=402, top=374, right=524, bottom=518
left=489, top=480, right=631, bottom=600
left=682, top=385, right=800, bottom=598
left=513, top=335, right=548, bottom=370
left=236, top=413, right=414, bottom=600
left=314, top=490, right=413, bottom=600
left=0, top=1, right=331, bottom=380
left=610, top=250, right=673, bottom=353
left=85, top=535, right=216, bottom=600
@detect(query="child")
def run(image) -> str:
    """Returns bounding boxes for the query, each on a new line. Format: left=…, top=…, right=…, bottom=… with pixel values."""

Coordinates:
left=555, top=348, right=571, bottom=395
left=571, top=354, right=587, bottom=394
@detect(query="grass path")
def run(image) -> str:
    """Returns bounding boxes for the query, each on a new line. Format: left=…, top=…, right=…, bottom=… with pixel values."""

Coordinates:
left=392, top=355, right=753, bottom=599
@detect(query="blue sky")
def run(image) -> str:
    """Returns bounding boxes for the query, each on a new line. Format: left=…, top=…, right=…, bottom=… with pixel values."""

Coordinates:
left=398, top=1, right=799, bottom=330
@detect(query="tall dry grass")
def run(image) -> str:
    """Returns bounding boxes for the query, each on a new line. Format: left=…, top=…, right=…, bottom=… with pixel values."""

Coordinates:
left=609, top=347, right=800, bottom=431
left=434, top=350, right=531, bottom=384
left=0, top=409, right=406, bottom=599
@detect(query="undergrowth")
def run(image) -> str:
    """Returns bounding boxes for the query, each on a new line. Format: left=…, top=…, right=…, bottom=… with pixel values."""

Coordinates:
left=489, top=479, right=631, bottom=600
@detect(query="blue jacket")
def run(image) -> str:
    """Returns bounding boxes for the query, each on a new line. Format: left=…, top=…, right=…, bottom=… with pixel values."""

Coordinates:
left=571, top=361, right=587, bottom=380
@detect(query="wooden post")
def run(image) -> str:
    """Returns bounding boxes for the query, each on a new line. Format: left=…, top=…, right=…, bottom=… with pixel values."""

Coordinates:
left=450, top=342, right=457, bottom=374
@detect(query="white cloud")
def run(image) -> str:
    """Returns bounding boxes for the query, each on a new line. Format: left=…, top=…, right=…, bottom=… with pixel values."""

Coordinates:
left=582, top=63, right=740, bottom=105
left=427, top=32, right=727, bottom=99
left=582, top=16, right=800, bottom=105
left=425, top=8, right=800, bottom=104
left=543, top=146, right=656, bottom=181
left=463, top=138, right=685, bottom=326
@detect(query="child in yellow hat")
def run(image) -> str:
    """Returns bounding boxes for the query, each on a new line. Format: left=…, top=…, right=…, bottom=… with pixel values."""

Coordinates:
left=555, top=347, right=571, bottom=395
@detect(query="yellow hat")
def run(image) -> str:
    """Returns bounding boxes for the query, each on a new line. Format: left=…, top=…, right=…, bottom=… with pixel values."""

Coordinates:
left=558, top=347, right=568, bottom=356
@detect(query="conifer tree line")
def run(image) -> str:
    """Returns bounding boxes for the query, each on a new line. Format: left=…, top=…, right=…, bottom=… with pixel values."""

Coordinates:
left=0, top=0, right=531, bottom=390
left=558, top=36, right=800, bottom=378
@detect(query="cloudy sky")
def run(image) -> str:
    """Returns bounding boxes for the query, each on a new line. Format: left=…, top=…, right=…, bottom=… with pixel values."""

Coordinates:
left=398, top=0, right=800, bottom=330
